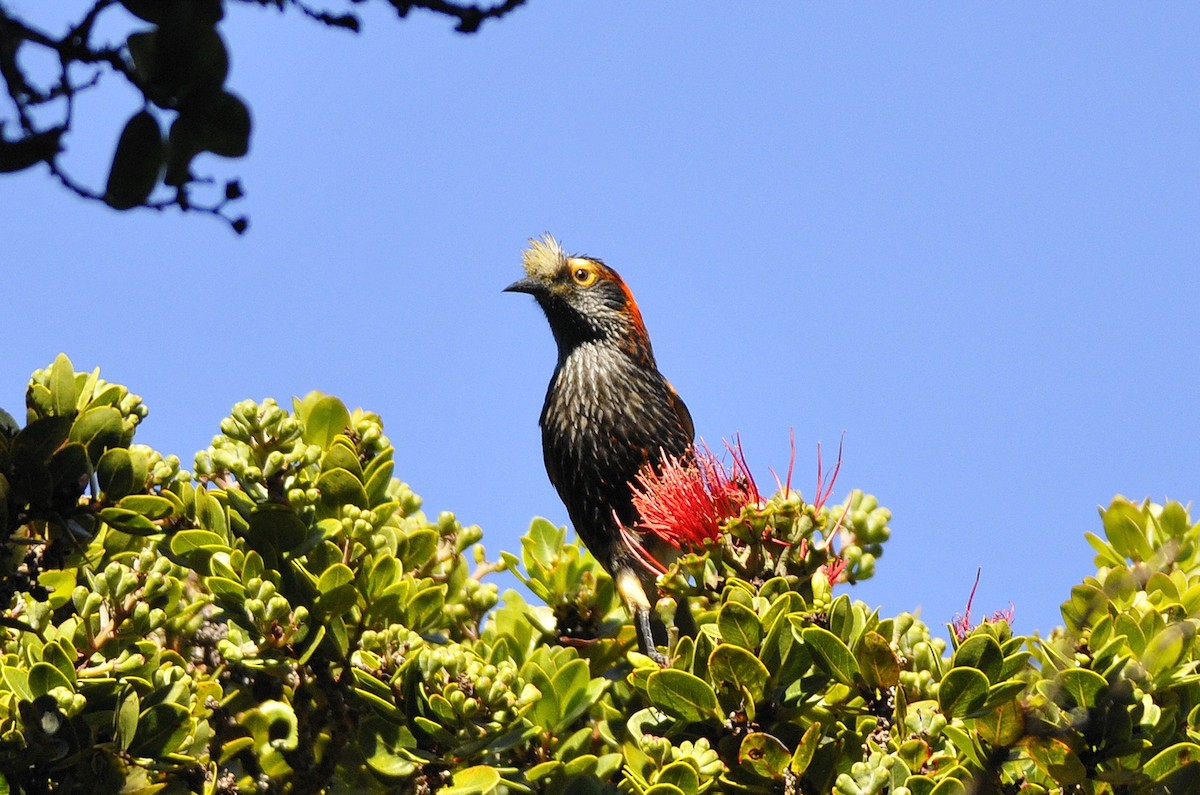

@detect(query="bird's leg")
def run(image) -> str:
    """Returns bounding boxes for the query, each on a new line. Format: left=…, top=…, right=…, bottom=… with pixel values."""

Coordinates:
left=635, top=606, right=667, bottom=665
left=616, top=568, right=667, bottom=665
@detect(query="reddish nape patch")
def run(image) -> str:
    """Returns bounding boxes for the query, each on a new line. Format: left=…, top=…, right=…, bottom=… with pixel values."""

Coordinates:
left=612, top=272, right=649, bottom=343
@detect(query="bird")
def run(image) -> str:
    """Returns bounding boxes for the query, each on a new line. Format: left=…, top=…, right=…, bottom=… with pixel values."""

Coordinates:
left=505, top=234, right=695, bottom=663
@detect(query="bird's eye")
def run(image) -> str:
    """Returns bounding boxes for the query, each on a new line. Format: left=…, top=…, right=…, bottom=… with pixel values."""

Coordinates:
left=571, top=263, right=598, bottom=287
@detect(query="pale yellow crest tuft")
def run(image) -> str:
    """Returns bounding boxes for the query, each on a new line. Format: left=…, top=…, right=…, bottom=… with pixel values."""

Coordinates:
left=522, top=233, right=567, bottom=279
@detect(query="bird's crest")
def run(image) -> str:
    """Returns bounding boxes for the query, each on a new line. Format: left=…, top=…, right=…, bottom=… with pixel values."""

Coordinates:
left=522, top=233, right=567, bottom=279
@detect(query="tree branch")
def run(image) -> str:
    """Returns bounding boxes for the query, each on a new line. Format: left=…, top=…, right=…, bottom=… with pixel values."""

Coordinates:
left=388, top=0, right=526, bottom=33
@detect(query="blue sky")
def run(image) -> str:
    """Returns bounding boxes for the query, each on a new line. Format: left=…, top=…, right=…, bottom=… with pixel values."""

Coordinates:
left=3, top=3, right=1198, bottom=636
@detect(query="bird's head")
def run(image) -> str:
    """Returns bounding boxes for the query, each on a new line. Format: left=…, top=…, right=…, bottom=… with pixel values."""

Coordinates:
left=505, top=234, right=652, bottom=360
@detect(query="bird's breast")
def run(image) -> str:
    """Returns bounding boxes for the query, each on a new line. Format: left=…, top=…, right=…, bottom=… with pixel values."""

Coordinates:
left=540, top=343, right=689, bottom=477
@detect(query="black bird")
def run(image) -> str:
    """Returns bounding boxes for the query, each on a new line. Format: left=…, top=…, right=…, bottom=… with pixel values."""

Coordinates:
left=506, top=234, right=694, bottom=662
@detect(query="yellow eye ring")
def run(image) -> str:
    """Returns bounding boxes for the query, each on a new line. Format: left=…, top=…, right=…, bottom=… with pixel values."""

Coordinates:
left=570, top=261, right=598, bottom=287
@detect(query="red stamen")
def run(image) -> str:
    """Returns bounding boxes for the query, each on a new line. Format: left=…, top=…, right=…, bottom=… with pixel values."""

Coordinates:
left=813, top=433, right=845, bottom=514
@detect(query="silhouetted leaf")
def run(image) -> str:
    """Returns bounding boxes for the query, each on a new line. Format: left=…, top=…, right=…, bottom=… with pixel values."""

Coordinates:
left=104, top=110, right=163, bottom=209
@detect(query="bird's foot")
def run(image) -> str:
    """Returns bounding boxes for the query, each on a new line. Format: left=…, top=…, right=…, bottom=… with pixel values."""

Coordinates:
left=635, top=606, right=669, bottom=666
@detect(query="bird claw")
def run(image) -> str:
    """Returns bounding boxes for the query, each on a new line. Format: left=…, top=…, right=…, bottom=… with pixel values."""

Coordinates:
left=635, top=606, right=669, bottom=666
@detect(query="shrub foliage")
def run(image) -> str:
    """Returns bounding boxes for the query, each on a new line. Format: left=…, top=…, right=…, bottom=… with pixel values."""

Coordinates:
left=1, top=355, right=1198, bottom=793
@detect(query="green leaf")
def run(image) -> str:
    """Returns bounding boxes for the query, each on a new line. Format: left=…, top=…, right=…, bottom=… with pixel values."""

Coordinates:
left=129, top=702, right=191, bottom=757
left=28, top=662, right=72, bottom=697
left=97, top=448, right=136, bottom=500
left=952, top=634, right=1003, bottom=683
left=37, top=570, right=75, bottom=610
left=99, top=507, right=160, bottom=536
left=317, top=562, right=353, bottom=591
left=1160, top=501, right=1193, bottom=539
left=1055, top=668, right=1106, bottom=708
left=205, top=576, right=245, bottom=600
left=27, top=384, right=53, bottom=418
left=364, top=455, right=395, bottom=504
left=368, top=556, right=400, bottom=598
left=1, top=666, right=32, bottom=701
left=115, top=690, right=140, bottom=752
left=316, top=468, right=369, bottom=517
left=1102, top=499, right=1154, bottom=562
left=14, top=416, right=72, bottom=463
left=303, top=396, right=352, bottom=449
left=522, top=517, right=563, bottom=571
left=1144, top=621, right=1197, bottom=683
left=1060, top=583, right=1107, bottom=633
left=105, top=110, right=164, bottom=209
left=973, top=699, right=1024, bottom=747
left=983, top=680, right=1027, bottom=710
left=905, top=775, right=937, bottom=795
left=708, top=643, right=770, bottom=702
left=655, top=761, right=699, bottom=792
left=739, top=732, right=791, bottom=779
left=1144, top=742, right=1200, bottom=781
left=68, top=406, right=126, bottom=461
left=1025, top=737, right=1086, bottom=785
left=358, top=716, right=417, bottom=779
left=48, top=353, right=76, bottom=417
left=40, top=642, right=76, bottom=687
left=440, top=765, right=502, bottom=795
left=399, top=529, right=439, bottom=569
left=118, top=494, right=176, bottom=520
left=646, top=669, right=719, bottom=723
left=315, top=563, right=358, bottom=617
left=801, top=626, right=860, bottom=688
left=218, top=736, right=255, bottom=766
left=170, top=530, right=228, bottom=556
left=552, top=659, right=601, bottom=730
left=405, top=584, right=447, bottom=631
left=328, top=615, right=349, bottom=657
left=246, top=505, right=308, bottom=554
left=856, top=630, right=900, bottom=689
left=789, top=722, right=822, bottom=775
left=49, top=442, right=90, bottom=496
left=321, top=440, right=363, bottom=477
left=718, top=601, right=763, bottom=650
left=937, top=667, right=988, bottom=718
left=195, top=489, right=227, bottom=535
left=1084, top=530, right=1126, bottom=568
left=928, top=777, right=968, bottom=795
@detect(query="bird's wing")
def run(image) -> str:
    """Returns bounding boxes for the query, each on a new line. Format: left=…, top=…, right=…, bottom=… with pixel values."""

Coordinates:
left=666, top=381, right=695, bottom=442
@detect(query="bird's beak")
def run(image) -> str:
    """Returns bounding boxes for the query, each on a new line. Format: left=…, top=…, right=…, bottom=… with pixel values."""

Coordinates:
left=503, top=276, right=543, bottom=295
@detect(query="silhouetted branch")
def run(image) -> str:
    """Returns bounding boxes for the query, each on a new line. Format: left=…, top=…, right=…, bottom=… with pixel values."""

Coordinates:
left=0, top=0, right=525, bottom=231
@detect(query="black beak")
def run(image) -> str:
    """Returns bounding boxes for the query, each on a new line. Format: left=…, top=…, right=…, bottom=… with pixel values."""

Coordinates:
left=503, top=276, right=543, bottom=295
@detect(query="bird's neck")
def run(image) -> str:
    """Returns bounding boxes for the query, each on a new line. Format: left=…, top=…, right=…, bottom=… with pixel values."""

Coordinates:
left=557, top=335, right=656, bottom=371
left=534, top=294, right=657, bottom=368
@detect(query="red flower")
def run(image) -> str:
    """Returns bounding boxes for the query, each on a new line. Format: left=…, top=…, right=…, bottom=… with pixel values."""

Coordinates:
left=952, top=568, right=1015, bottom=640
left=630, top=439, right=761, bottom=554
left=821, top=556, right=848, bottom=584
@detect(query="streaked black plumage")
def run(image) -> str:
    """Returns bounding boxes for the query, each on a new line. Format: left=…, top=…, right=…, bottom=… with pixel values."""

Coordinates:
left=506, top=234, right=694, bottom=662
